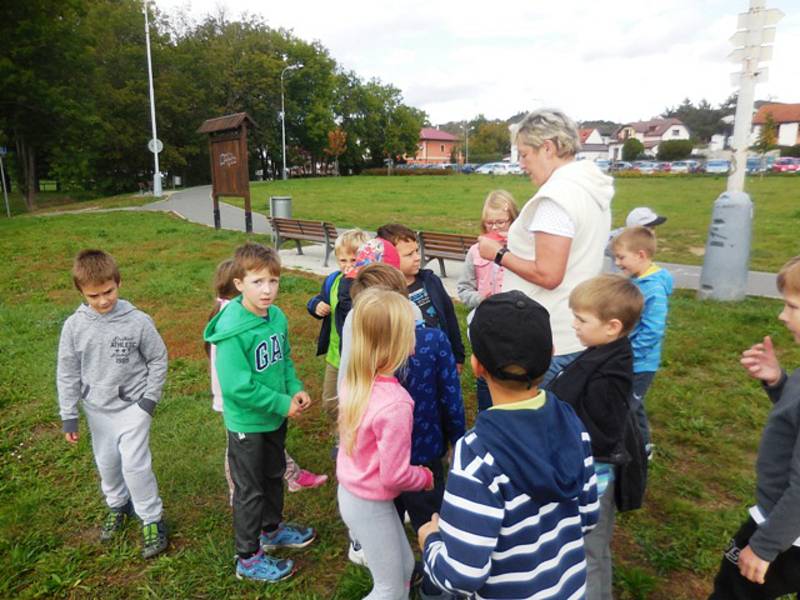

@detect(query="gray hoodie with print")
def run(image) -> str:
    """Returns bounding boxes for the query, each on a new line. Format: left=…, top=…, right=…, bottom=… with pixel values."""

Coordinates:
left=57, top=299, right=168, bottom=433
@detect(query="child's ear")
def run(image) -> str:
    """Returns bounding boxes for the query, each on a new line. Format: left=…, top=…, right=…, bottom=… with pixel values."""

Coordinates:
left=607, top=318, right=624, bottom=338
left=233, top=278, right=244, bottom=293
left=471, top=354, right=485, bottom=378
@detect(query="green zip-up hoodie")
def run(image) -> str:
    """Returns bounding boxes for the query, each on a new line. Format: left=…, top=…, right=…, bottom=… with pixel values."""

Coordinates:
left=203, top=297, right=303, bottom=433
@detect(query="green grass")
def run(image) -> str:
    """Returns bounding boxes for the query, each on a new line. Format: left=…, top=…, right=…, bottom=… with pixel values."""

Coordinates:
left=231, top=174, right=800, bottom=272
left=2, top=201, right=800, bottom=598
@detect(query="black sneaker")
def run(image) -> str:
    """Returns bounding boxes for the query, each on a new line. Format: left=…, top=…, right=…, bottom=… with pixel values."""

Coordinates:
left=100, top=501, right=133, bottom=542
left=141, top=519, right=169, bottom=559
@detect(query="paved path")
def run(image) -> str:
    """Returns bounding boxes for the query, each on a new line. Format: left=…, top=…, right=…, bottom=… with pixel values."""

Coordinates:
left=142, top=185, right=780, bottom=300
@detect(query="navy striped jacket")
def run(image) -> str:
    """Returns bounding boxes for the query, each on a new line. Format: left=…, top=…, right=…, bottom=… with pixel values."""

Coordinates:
left=423, top=393, right=598, bottom=599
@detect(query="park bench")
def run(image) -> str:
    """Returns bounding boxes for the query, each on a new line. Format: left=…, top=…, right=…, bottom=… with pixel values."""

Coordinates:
left=269, top=217, right=338, bottom=267
left=417, top=230, right=478, bottom=278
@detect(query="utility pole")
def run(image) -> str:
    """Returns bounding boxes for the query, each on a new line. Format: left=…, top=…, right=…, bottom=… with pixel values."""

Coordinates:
left=698, top=0, right=782, bottom=301
left=280, top=63, right=303, bottom=180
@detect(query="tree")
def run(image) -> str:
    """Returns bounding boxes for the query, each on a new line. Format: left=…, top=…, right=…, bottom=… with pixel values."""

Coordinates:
left=661, top=97, right=731, bottom=144
left=622, top=138, right=644, bottom=162
left=753, top=112, right=777, bottom=155
left=657, top=140, right=693, bottom=161
left=324, top=128, right=347, bottom=175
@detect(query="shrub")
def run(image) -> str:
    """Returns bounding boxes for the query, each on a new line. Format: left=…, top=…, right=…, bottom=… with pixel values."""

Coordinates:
left=657, top=140, right=693, bottom=161
left=780, top=145, right=800, bottom=158
left=622, top=139, right=645, bottom=161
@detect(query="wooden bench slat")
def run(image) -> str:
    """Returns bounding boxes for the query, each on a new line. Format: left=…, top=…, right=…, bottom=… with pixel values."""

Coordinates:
left=270, top=217, right=336, bottom=267
left=417, top=230, right=478, bottom=277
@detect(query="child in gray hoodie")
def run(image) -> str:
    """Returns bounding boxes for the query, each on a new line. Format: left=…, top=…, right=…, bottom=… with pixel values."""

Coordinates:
left=57, top=249, right=169, bottom=559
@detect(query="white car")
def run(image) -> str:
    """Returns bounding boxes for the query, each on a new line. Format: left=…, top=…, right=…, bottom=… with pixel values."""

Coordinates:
left=475, top=162, right=514, bottom=175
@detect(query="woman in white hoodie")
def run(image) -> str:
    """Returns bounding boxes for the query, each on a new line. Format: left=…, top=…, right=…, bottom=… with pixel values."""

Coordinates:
left=478, top=108, right=614, bottom=386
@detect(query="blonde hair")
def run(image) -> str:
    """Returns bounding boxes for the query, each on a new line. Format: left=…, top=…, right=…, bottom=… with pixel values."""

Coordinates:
left=350, top=263, right=408, bottom=299
left=339, top=288, right=415, bottom=455
left=612, top=226, right=657, bottom=258
left=569, top=274, right=644, bottom=336
left=335, top=228, right=369, bottom=258
left=777, top=256, right=800, bottom=295
left=512, top=108, right=581, bottom=158
left=72, top=249, right=120, bottom=291
left=480, top=190, right=519, bottom=233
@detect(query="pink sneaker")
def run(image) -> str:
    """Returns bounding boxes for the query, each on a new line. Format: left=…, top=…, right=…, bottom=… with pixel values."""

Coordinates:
left=287, top=469, right=328, bottom=493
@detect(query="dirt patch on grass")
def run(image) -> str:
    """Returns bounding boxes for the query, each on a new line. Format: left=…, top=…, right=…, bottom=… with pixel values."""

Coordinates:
left=689, top=246, right=705, bottom=256
left=656, top=571, right=712, bottom=599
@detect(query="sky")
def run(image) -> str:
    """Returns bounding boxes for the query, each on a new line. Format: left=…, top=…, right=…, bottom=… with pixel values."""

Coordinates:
left=155, top=0, right=800, bottom=126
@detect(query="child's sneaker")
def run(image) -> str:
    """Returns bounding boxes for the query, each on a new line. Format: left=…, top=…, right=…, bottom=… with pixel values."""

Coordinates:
left=260, top=523, right=316, bottom=550
left=141, top=520, right=169, bottom=559
left=236, top=550, right=294, bottom=582
left=99, top=500, right=133, bottom=542
left=287, top=469, right=328, bottom=493
left=348, top=538, right=368, bottom=567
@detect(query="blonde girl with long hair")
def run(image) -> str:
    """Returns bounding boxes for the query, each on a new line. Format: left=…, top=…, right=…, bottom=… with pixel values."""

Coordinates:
left=336, top=288, right=433, bottom=599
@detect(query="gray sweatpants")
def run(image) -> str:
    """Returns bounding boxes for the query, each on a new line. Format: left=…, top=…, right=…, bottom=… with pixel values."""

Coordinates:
left=86, top=403, right=163, bottom=524
left=584, top=487, right=616, bottom=600
left=338, top=484, right=414, bottom=600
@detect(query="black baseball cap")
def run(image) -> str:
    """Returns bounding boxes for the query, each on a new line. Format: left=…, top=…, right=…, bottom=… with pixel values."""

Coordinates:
left=469, top=291, right=553, bottom=385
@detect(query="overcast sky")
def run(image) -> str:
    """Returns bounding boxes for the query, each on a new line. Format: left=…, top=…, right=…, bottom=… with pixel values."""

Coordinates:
left=155, top=0, right=799, bottom=126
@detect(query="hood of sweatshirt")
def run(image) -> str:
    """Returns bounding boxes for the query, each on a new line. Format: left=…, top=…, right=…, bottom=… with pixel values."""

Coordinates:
left=546, top=159, right=614, bottom=213
left=639, top=266, right=674, bottom=296
left=204, top=296, right=270, bottom=343
left=474, top=393, right=586, bottom=502
left=76, top=298, right=137, bottom=322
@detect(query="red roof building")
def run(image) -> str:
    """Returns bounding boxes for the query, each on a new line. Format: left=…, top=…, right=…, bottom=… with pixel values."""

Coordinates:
left=752, top=103, right=800, bottom=147
left=409, top=128, right=458, bottom=164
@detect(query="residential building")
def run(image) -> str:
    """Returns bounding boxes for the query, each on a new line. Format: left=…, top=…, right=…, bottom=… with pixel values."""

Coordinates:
left=409, top=128, right=458, bottom=165
left=751, top=103, right=800, bottom=147
left=608, top=118, right=690, bottom=159
left=576, top=127, right=608, bottom=161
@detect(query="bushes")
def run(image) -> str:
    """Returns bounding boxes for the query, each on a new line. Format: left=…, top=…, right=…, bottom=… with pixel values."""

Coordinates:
left=359, top=168, right=454, bottom=177
left=657, top=140, right=694, bottom=161
left=622, top=139, right=645, bottom=161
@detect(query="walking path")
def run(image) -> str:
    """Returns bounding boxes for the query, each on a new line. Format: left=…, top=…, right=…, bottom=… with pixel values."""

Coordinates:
left=142, top=185, right=780, bottom=300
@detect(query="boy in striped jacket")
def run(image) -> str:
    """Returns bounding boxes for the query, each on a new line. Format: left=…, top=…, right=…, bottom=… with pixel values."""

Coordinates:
left=418, top=291, right=599, bottom=599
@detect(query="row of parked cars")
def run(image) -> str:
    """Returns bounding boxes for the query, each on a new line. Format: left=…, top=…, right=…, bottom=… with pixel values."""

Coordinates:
left=595, top=156, right=800, bottom=175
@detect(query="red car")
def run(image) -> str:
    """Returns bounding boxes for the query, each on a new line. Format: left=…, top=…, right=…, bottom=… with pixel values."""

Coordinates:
left=772, top=157, right=800, bottom=173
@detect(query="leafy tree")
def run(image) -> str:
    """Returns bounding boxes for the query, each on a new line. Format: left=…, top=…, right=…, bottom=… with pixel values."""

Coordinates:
left=781, top=145, right=800, bottom=158
left=324, top=128, right=347, bottom=175
left=753, top=112, right=778, bottom=155
left=661, top=97, right=731, bottom=143
left=622, top=138, right=644, bottom=162
left=657, top=140, right=693, bottom=161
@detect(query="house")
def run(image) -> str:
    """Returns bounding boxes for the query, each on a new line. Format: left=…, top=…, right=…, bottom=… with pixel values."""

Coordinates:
left=751, top=103, right=800, bottom=147
left=575, top=127, right=608, bottom=161
left=409, top=128, right=458, bottom=165
left=608, top=118, right=690, bottom=160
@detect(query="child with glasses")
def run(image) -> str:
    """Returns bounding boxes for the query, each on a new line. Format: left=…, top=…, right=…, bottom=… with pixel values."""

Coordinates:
left=457, top=190, right=519, bottom=411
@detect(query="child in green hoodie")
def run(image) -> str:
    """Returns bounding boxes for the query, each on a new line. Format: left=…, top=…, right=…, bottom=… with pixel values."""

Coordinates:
left=203, top=243, right=316, bottom=582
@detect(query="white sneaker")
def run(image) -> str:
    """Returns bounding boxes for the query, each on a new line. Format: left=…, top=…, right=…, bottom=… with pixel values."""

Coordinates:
left=348, top=539, right=368, bottom=567
left=404, top=511, right=411, bottom=525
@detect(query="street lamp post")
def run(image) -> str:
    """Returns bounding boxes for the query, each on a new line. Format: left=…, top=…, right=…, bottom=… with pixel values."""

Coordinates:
left=143, top=2, right=162, bottom=197
left=280, top=63, right=303, bottom=180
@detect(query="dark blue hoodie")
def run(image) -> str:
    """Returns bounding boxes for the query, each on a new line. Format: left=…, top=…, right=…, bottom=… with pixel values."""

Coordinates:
left=423, top=392, right=599, bottom=599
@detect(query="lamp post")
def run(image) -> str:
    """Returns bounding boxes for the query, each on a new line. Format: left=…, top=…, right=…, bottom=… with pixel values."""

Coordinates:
left=143, top=2, right=162, bottom=197
left=464, top=121, right=470, bottom=165
left=280, top=63, right=303, bottom=180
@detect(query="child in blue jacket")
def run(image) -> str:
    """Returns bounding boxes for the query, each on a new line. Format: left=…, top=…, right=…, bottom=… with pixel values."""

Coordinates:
left=612, top=226, right=674, bottom=456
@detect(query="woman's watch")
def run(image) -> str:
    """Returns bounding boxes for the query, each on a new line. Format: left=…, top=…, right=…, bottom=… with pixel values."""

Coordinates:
left=494, top=246, right=509, bottom=265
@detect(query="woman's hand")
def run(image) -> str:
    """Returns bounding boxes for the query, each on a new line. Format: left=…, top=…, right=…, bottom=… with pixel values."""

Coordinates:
left=478, top=235, right=503, bottom=261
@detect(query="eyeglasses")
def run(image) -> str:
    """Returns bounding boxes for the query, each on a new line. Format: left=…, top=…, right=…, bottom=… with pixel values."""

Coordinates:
left=485, top=219, right=510, bottom=229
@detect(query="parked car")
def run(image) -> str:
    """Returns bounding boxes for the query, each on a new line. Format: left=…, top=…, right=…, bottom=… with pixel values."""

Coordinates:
left=670, top=159, right=701, bottom=174
left=655, top=161, right=671, bottom=172
left=610, top=161, right=633, bottom=172
left=594, top=159, right=611, bottom=173
left=772, top=157, right=800, bottom=173
left=632, top=161, right=658, bottom=174
left=704, top=160, right=731, bottom=174
left=475, top=162, right=514, bottom=175
left=746, top=157, right=774, bottom=174
left=461, top=163, right=478, bottom=174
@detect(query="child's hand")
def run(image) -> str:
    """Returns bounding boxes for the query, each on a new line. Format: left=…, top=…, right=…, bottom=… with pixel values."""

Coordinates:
left=738, top=545, right=769, bottom=584
left=741, top=336, right=782, bottom=386
left=288, top=391, right=312, bottom=418
left=422, top=466, right=434, bottom=491
left=64, top=432, right=79, bottom=444
left=417, top=513, right=440, bottom=549
left=315, top=301, right=331, bottom=317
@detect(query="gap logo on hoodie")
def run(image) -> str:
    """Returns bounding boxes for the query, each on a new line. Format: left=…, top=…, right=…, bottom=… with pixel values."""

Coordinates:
left=254, top=334, right=285, bottom=371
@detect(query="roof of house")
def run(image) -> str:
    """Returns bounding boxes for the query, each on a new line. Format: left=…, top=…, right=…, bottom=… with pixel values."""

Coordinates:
left=579, top=143, right=609, bottom=152
left=420, top=128, right=458, bottom=142
left=753, top=103, right=800, bottom=125
left=578, top=128, right=596, bottom=143
left=619, top=118, right=686, bottom=138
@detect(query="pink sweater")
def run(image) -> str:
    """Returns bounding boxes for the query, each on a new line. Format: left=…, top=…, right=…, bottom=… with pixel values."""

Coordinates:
left=337, top=375, right=433, bottom=500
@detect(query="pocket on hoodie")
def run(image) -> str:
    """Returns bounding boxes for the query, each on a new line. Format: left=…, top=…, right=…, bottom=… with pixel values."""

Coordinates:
left=83, top=384, right=124, bottom=411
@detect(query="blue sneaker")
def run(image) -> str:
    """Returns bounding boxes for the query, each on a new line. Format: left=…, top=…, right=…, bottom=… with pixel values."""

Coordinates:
left=235, top=550, right=294, bottom=582
left=260, top=523, right=316, bottom=550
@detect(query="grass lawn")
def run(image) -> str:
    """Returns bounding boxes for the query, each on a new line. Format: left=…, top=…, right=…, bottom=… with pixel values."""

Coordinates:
left=235, top=174, right=799, bottom=272
left=2, top=203, right=800, bottom=598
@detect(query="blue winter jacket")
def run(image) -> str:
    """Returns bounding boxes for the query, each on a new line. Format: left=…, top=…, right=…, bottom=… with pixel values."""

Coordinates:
left=306, top=271, right=341, bottom=357
left=398, top=324, right=465, bottom=464
left=414, top=269, right=466, bottom=365
left=630, top=265, right=674, bottom=373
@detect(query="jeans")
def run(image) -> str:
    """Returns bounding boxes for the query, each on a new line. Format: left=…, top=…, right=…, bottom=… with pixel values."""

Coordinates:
left=630, top=371, right=656, bottom=446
